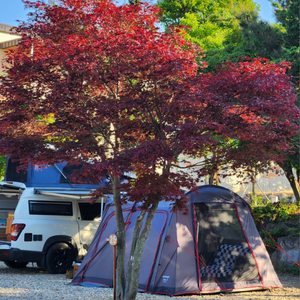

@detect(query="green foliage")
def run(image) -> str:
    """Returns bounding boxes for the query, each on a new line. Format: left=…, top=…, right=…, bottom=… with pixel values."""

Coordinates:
left=128, top=0, right=140, bottom=4
left=0, top=156, right=6, bottom=181
left=250, top=194, right=269, bottom=206
left=236, top=11, right=285, bottom=61
left=158, top=0, right=191, bottom=26
left=279, top=261, right=300, bottom=275
left=262, top=225, right=287, bottom=254
left=271, top=0, right=300, bottom=87
left=159, top=0, right=300, bottom=201
left=158, top=0, right=259, bottom=71
left=287, top=227, right=300, bottom=237
left=268, top=0, right=300, bottom=203
left=272, top=0, right=300, bottom=49
left=251, top=202, right=299, bottom=257
left=251, top=201, right=300, bottom=224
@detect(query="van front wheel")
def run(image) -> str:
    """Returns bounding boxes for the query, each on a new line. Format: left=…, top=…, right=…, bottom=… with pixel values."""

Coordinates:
left=45, top=242, right=73, bottom=274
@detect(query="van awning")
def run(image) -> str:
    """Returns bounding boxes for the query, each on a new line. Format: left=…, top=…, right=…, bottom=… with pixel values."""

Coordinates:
left=34, top=189, right=93, bottom=199
left=34, top=188, right=107, bottom=201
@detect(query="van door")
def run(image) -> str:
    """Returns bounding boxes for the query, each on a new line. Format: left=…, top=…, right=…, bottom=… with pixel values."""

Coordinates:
left=77, top=201, right=103, bottom=254
left=0, top=182, right=26, bottom=241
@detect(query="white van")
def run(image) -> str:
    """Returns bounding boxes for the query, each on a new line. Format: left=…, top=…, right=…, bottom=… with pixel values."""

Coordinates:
left=0, top=182, right=107, bottom=273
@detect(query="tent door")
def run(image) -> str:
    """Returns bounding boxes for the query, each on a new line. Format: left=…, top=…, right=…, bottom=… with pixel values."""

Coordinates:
left=194, top=203, right=260, bottom=285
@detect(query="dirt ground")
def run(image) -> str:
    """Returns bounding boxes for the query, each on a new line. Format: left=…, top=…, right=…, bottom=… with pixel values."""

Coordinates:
left=0, top=262, right=299, bottom=300
left=188, top=272, right=300, bottom=300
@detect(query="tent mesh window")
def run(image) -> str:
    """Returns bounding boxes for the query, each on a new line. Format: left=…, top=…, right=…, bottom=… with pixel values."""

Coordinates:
left=194, top=203, right=260, bottom=283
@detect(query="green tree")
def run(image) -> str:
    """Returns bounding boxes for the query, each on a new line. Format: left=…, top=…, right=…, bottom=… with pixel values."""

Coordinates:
left=158, top=0, right=300, bottom=201
left=271, top=0, right=300, bottom=202
left=271, top=0, right=299, bottom=95
left=158, top=0, right=259, bottom=71
left=0, top=156, right=6, bottom=180
left=237, top=0, right=300, bottom=202
left=236, top=10, right=284, bottom=60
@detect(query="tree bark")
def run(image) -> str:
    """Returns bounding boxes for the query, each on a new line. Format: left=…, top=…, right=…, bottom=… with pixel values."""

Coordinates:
left=124, top=199, right=159, bottom=300
left=208, top=152, right=220, bottom=185
left=209, top=170, right=220, bottom=185
left=124, top=210, right=146, bottom=295
left=112, top=176, right=126, bottom=300
left=283, top=163, right=300, bottom=203
left=113, top=173, right=161, bottom=300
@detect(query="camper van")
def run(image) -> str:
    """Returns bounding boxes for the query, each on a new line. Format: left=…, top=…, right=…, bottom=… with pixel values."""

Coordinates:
left=0, top=182, right=107, bottom=274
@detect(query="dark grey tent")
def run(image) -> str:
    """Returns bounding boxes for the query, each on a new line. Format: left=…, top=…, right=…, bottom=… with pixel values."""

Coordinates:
left=71, top=185, right=282, bottom=295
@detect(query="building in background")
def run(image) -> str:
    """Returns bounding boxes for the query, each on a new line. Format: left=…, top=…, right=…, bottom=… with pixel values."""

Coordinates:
left=0, top=23, right=21, bottom=73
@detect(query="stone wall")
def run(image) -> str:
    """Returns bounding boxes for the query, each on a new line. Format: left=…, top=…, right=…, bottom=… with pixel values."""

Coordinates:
left=271, top=236, right=300, bottom=270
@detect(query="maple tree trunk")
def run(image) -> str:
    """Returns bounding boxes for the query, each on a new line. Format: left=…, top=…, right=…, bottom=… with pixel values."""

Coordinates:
left=283, top=164, right=300, bottom=203
left=124, top=199, right=159, bottom=300
left=113, top=172, right=160, bottom=300
left=209, top=171, right=220, bottom=185
left=208, top=152, right=220, bottom=185
left=113, top=176, right=127, bottom=300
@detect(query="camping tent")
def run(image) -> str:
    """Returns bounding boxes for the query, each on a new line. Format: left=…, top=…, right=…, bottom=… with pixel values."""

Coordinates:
left=71, top=185, right=282, bottom=295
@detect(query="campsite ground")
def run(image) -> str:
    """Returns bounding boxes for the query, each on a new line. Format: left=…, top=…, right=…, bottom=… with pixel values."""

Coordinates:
left=0, top=262, right=299, bottom=300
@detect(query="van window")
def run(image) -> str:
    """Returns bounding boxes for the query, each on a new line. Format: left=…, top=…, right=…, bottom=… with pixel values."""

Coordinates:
left=29, top=201, right=73, bottom=216
left=78, top=203, right=102, bottom=221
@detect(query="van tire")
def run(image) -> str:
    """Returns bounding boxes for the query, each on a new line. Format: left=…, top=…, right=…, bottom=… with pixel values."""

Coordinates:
left=4, top=261, right=28, bottom=268
left=45, top=242, right=74, bottom=274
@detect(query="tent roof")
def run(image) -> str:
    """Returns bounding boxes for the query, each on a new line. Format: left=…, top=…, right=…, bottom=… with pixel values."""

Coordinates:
left=187, top=185, right=249, bottom=206
left=103, top=185, right=249, bottom=214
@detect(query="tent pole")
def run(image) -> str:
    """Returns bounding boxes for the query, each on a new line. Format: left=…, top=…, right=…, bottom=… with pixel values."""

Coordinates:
left=101, top=197, right=104, bottom=221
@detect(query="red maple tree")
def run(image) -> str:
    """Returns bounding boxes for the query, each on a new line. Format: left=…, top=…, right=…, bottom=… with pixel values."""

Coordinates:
left=194, top=57, right=300, bottom=182
left=0, top=1, right=299, bottom=299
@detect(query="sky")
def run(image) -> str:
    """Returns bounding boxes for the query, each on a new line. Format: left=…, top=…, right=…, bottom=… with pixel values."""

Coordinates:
left=0, top=0, right=277, bottom=27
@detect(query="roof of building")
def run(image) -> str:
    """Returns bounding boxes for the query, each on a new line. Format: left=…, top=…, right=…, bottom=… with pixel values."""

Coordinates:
left=0, top=23, right=21, bottom=49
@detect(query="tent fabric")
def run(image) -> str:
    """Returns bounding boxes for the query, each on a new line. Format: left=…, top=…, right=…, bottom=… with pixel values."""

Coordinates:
left=71, top=185, right=282, bottom=295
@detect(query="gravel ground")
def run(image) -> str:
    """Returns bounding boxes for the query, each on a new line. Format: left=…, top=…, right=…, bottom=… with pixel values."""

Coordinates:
left=0, top=262, right=299, bottom=300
